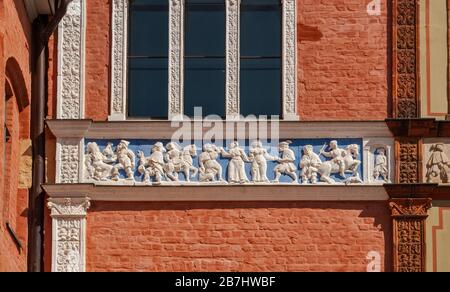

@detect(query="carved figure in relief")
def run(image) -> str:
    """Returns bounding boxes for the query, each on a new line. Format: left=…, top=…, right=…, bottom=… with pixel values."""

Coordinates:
left=85, top=142, right=116, bottom=181
left=164, top=143, right=199, bottom=182
left=319, top=140, right=346, bottom=177
left=248, top=141, right=276, bottom=183
left=221, top=141, right=250, bottom=184
left=138, top=142, right=166, bottom=184
left=318, top=143, right=362, bottom=184
left=102, top=142, right=116, bottom=162
left=273, top=141, right=298, bottom=183
left=426, top=143, right=449, bottom=183
left=300, top=145, right=322, bottom=184
left=112, top=140, right=135, bottom=181
left=199, top=144, right=225, bottom=182
left=373, top=147, right=389, bottom=182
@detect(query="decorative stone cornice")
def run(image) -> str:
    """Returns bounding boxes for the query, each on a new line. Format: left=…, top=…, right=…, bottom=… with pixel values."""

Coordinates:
left=46, top=120, right=393, bottom=139
left=42, top=184, right=389, bottom=201
left=386, top=119, right=450, bottom=137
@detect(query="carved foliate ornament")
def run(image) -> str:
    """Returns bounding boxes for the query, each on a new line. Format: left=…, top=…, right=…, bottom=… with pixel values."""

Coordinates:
left=48, top=197, right=90, bottom=272
left=397, top=140, right=420, bottom=183
left=389, top=198, right=431, bottom=272
left=394, top=0, right=419, bottom=118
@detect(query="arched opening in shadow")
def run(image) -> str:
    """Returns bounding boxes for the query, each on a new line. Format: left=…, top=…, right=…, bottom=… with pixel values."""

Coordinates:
left=5, top=57, right=29, bottom=111
left=2, top=57, right=30, bottom=254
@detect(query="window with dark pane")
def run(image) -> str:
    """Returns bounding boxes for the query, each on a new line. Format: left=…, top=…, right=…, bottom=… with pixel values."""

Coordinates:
left=128, top=0, right=169, bottom=118
left=240, top=0, right=281, bottom=117
left=184, top=0, right=226, bottom=117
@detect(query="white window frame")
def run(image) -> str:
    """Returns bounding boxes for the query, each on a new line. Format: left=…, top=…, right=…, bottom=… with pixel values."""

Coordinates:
left=109, top=0, right=298, bottom=121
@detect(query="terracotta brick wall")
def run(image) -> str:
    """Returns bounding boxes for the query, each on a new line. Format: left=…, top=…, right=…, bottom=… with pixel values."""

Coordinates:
left=298, top=0, right=389, bottom=120
left=0, top=0, right=32, bottom=272
left=81, top=0, right=389, bottom=121
left=86, top=201, right=391, bottom=272
left=85, top=0, right=111, bottom=121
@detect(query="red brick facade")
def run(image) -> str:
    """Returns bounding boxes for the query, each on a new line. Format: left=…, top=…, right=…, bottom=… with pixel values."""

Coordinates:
left=40, top=0, right=394, bottom=272
left=0, top=0, right=32, bottom=272
left=298, top=0, right=388, bottom=120
left=2, top=0, right=446, bottom=273
left=86, top=201, right=391, bottom=272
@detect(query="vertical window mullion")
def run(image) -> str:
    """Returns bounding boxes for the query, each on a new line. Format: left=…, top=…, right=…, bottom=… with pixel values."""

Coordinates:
left=168, top=0, right=185, bottom=119
left=225, top=0, right=240, bottom=119
left=282, top=0, right=298, bottom=120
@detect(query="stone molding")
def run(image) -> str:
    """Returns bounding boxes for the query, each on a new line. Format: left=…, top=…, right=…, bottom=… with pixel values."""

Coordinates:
left=46, top=120, right=393, bottom=139
left=43, top=184, right=389, bottom=201
left=57, top=0, right=85, bottom=119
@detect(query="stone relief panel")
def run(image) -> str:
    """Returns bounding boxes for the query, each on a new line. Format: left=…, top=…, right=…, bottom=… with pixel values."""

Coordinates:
left=109, top=0, right=128, bottom=120
left=57, top=0, right=85, bottom=119
left=57, top=138, right=83, bottom=184
left=364, top=138, right=394, bottom=184
left=423, top=139, right=450, bottom=184
left=48, top=197, right=90, bottom=273
left=78, top=138, right=398, bottom=186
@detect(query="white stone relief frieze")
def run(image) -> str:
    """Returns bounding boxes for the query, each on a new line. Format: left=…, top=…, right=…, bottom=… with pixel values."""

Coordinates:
left=273, top=141, right=298, bottom=183
left=373, top=147, right=389, bottom=182
left=164, top=143, right=199, bottom=182
left=57, top=0, right=85, bottom=119
left=198, top=144, right=226, bottom=183
left=424, top=141, right=450, bottom=184
left=318, top=141, right=362, bottom=184
left=249, top=141, right=275, bottom=183
left=300, top=145, right=322, bottom=184
left=78, top=138, right=394, bottom=186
